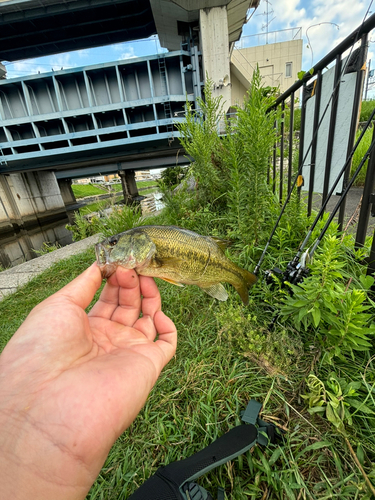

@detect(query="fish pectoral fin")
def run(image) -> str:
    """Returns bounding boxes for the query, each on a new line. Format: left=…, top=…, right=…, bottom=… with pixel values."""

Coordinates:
left=159, top=277, right=185, bottom=287
left=200, top=283, right=228, bottom=301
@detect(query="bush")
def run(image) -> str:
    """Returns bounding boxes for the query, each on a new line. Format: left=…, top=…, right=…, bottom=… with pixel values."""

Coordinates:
left=66, top=205, right=146, bottom=241
left=350, top=126, right=373, bottom=186
left=360, top=99, right=375, bottom=122
left=175, top=77, right=227, bottom=206
left=217, top=302, right=303, bottom=376
left=157, top=165, right=188, bottom=188
left=279, top=234, right=375, bottom=363
left=222, top=67, right=280, bottom=245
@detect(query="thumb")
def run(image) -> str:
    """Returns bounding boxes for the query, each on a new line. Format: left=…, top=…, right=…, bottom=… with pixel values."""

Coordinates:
left=55, top=262, right=103, bottom=309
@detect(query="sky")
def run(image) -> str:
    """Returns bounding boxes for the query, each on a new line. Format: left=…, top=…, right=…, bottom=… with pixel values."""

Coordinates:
left=3, top=0, right=375, bottom=96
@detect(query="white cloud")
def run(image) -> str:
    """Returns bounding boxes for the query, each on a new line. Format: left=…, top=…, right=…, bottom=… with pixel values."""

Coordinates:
left=243, top=0, right=374, bottom=69
left=112, top=43, right=128, bottom=52
left=119, top=47, right=137, bottom=60
left=5, top=59, right=47, bottom=78
left=78, top=49, right=90, bottom=58
left=49, top=53, right=74, bottom=71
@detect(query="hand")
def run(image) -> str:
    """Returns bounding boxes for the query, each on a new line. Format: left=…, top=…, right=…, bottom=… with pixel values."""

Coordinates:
left=0, top=264, right=177, bottom=500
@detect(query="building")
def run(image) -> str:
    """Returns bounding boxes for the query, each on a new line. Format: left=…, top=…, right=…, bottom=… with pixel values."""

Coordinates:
left=230, top=28, right=303, bottom=105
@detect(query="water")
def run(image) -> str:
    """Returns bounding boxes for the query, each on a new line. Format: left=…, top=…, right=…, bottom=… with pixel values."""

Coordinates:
left=0, top=215, right=73, bottom=269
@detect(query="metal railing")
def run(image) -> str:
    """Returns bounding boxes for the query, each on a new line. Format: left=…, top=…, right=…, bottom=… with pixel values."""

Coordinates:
left=267, top=13, right=375, bottom=266
left=235, top=27, right=302, bottom=49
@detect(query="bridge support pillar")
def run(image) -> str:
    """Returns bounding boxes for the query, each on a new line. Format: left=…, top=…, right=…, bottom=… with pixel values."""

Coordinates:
left=199, top=6, right=232, bottom=110
left=0, top=172, right=72, bottom=268
left=118, top=169, right=139, bottom=204
left=57, top=178, right=76, bottom=206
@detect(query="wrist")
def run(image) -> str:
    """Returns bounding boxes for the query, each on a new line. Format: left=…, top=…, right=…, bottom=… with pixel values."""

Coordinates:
left=0, top=408, right=92, bottom=500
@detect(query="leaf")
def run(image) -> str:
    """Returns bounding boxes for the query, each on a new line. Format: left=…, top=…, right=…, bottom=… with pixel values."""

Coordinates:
left=298, top=70, right=306, bottom=80
left=359, top=274, right=374, bottom=290
left=295, top=440, right=332, bottom=460
left=268, top=447, right=283, bottom=466
left=357, top=443, right=365, bottom=465
left=326, top=403, right=344, bottom=430
left=346, top=398, right=375, bottom=415
left=311, top=307, right=321, bottom=327
left=308, top=406, right=326, bottom=414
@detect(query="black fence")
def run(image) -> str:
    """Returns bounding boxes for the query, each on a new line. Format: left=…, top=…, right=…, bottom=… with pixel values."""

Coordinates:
left=267, top=13, right=375, bottom=275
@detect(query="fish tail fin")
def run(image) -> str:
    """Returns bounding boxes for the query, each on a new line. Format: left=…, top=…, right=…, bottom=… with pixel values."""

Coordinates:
left=243, top=268, right=258, bottom=287
left=234, top=269, right=257, bottom=306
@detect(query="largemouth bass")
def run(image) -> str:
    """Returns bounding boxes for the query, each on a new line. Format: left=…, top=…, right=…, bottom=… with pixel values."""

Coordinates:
left=95, top=225, right=257, bottom=305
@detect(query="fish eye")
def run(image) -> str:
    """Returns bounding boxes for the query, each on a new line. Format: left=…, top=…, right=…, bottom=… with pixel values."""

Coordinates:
left=108, top=236, right=118, bottom=246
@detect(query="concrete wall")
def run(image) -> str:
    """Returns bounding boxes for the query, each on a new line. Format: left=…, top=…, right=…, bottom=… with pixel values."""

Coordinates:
left=230, top=71, right=248, bottom=107
left=231, top=39, right=303, bottom=103
left=0, top=171, right=72, bottom=267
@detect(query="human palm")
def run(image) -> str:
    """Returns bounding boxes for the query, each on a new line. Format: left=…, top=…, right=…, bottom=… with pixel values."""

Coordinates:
left=0, top=264, right=177, bottom=500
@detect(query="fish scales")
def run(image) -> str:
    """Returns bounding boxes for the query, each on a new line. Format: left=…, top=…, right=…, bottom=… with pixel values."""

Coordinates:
left=138, top=226, right=241, bottom=286
left=95, top=225, right=257, bottom=304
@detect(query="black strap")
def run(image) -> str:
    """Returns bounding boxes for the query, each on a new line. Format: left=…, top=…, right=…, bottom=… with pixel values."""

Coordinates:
left=128, top=424, right=258, bottom=500
left=128, top=400, right=283, bottom=500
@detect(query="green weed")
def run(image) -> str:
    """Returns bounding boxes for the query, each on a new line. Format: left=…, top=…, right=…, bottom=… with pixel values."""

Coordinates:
left=351, top=126, right=373, bottom=186
left=279, top=234, right=375, bottom=363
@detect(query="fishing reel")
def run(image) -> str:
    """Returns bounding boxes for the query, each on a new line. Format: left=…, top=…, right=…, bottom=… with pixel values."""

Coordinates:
left=264, top=249, right=311, bottom=291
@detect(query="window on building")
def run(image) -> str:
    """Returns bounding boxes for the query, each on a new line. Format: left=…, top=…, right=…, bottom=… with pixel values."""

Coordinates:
left=286, top=62, right=292, bottom=78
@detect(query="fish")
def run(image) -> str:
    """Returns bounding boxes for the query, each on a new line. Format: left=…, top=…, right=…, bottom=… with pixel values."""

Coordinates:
left=95, top=225, right=257, bottom=305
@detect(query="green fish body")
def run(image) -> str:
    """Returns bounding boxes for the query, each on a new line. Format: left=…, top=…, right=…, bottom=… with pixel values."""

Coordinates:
left=95, top=225, right=257, bottom=305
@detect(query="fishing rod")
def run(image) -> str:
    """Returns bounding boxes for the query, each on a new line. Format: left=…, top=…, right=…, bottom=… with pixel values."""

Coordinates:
left=310, top=132, right=375, bottom=258
left=291, top=106, right=375, bottom=262
left=265, top=117, right=375, bottom=287
left=254, top=6, right=373, bottom=277
left=254, top=103, right=375, bottom=278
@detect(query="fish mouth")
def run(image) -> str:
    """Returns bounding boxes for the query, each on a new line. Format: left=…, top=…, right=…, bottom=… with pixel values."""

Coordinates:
left=95, top=242, right=138, bottom=279
left=95, top=243, right=116, bottom=279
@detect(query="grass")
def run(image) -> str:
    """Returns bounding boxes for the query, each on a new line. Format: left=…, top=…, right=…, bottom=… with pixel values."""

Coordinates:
left=109, top=184, right=123, bottom=193
left=72, top=183, right=123, bottom=199
left=351, top=126, right=373, bottom=186
left=72, top=184, right=107, bottom=198
left=1, top=232, right=374, bottom=499
left=136, top=180, right=159, bottom=188
left=79, top=195, right=124, bottom=215
left=139, top=187, right=159, bottom=196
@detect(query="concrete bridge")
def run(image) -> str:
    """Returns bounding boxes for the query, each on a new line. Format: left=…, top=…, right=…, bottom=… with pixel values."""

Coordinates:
left=0, top=50, right=198, bottom=174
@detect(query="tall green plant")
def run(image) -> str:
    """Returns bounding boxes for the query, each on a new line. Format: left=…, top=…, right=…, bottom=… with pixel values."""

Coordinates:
left=223, top=67, right=280, bottom=244
left=175, top=77, right=227, bottom=204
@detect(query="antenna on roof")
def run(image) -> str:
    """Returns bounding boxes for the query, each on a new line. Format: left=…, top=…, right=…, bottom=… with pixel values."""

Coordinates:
left=256, top=0, right=276, bottom=44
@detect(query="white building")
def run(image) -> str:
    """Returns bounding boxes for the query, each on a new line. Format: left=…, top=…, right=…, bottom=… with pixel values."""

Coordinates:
left=230, top=28, right=303, bottom=105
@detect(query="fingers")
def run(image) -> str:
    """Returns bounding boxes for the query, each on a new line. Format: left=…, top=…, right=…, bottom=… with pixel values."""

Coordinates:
left=153, top=310, right=177, bottom=367
left=139, top=275, right=161, bottom=319
left=55, top=262, right=102, bottom=309
left=89, top=267, right=142, bottom=325
left=130, top=276, right=162, bottom=339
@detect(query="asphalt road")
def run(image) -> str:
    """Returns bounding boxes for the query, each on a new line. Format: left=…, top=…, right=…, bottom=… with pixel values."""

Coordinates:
left=311, top=186, right=375, bottom=237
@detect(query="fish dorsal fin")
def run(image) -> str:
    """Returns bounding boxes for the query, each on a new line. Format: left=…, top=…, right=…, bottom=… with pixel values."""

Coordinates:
left=200, top=283, right=228, bottom=301
left=209, top=237, right=232, bottom=252
left=159, top=277, right=184, bottom=287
